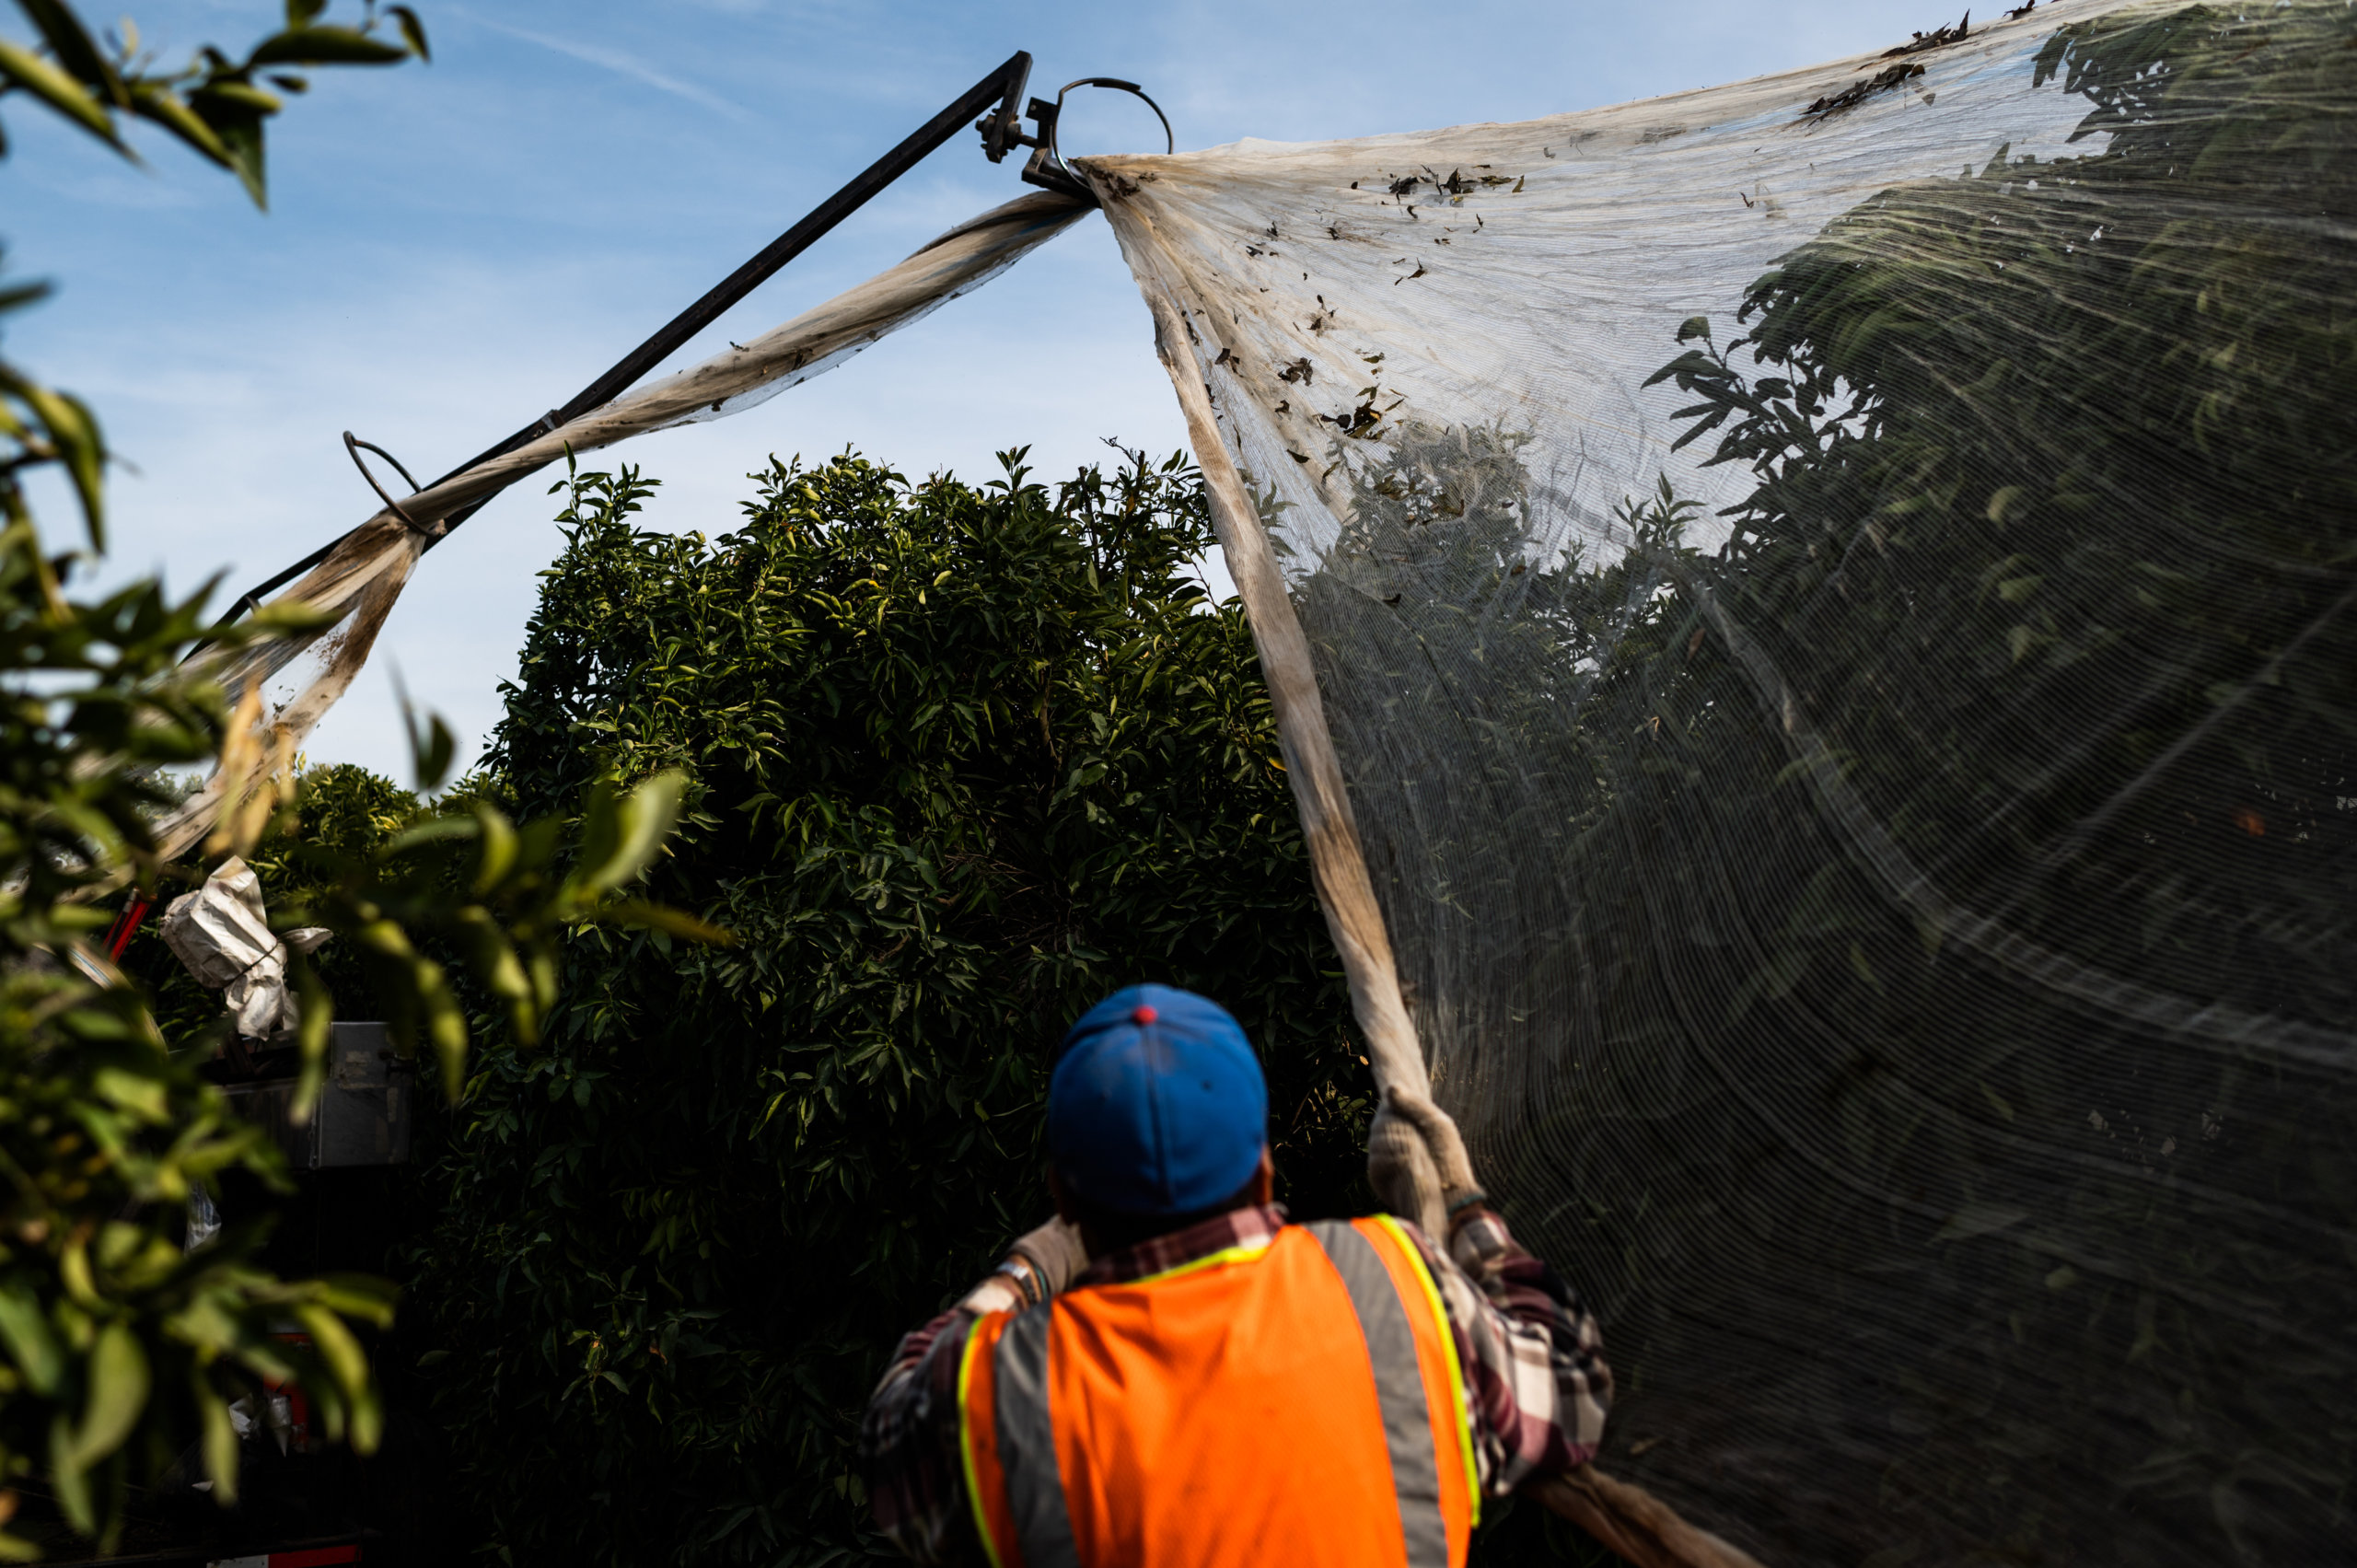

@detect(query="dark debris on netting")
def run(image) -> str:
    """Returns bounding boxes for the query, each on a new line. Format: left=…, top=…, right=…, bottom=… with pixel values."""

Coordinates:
left=1801, top=7, right=2020, bottom=122
left=1801, top=62, right=1929, bottom=120
left=1887, top=11, right=1977, bottom=58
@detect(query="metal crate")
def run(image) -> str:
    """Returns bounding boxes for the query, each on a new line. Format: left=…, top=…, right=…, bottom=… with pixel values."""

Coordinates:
left=221, top=1023, right=412, bottom=1170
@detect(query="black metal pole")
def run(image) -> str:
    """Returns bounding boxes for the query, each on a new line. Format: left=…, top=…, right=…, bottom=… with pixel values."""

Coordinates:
left=206, top=50, right=1036, bottom=629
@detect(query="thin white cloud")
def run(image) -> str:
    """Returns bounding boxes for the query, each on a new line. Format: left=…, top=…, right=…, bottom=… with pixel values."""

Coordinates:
left=455, top=9, right=759, bottom=126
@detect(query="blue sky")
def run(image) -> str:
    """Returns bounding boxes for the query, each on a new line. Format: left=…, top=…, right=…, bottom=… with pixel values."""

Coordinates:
left=6, top=0, right=1953, bottom=779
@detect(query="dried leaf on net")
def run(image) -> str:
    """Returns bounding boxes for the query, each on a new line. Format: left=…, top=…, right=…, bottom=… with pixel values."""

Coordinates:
left=1800, top=61, right=1927, bottom=120
left=1884, top=11, right=1975, bottom=58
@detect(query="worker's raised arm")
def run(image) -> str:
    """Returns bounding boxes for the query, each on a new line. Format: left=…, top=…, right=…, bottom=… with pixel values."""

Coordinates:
left=1411, top=1199, right=1617, bottom=1497
left=861, top=1301, right=975, bottom=1567
left=861, top=1214, right=1086, bottom=1565
left=1368, top=1089, right=1615, bottom=1494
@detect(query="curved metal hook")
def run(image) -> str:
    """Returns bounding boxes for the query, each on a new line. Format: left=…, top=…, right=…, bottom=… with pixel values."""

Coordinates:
left=1043, top=76, right=1175, bottom=180
left=343, top=431, right=434, bottom=535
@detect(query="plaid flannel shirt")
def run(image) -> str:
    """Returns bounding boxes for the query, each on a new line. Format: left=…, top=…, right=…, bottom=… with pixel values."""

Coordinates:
left=859, top=1203, right=1611, bottom=1564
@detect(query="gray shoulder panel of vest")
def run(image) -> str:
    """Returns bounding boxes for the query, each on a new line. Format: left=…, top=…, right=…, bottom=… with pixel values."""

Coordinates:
left=993, top=1301, right=1084, bottom=1568
left=1306, top=1220, right=1452, bottom=1568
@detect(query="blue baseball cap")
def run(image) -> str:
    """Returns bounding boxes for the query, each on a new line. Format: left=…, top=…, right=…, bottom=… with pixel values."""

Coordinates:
left=1049, top=984, right=1269, bottom=1216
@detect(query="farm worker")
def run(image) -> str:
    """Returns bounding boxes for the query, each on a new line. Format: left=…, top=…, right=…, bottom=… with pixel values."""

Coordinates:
left=861, top=983, right=1612, bottom=1568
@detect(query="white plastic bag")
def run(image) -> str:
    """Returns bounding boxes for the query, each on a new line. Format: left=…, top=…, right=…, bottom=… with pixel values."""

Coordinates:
left=157, top=857, right=330, bottom=1040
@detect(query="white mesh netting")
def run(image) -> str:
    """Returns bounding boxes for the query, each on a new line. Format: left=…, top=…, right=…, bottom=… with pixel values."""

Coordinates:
left=1091, top=2, right=2356, bottom=1560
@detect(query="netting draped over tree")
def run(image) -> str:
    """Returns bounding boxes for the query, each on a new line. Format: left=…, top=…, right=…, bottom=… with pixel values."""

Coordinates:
left=1087, top=2, right=2355, bottom=1561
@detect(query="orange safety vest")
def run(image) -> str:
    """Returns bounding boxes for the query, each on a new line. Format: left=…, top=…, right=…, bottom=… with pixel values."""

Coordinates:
left=958, top=1215, right=1480, bottom=1568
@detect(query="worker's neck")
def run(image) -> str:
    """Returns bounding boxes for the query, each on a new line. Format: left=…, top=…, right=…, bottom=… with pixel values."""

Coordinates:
left=1054, top=1149, right=1279, bottom=1260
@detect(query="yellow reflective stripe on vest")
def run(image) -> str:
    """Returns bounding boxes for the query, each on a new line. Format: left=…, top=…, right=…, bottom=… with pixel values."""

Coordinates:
left=992, top=1303, right=1081, bottom=1568
left=956, top=1322, right=1012, bottom=1568
left=1123, top=1231, right=1275, bottom=1289
left=1369, top=1214, right=1482, bottom=1525
left=1305, top=1219, right=1453, bottom=1568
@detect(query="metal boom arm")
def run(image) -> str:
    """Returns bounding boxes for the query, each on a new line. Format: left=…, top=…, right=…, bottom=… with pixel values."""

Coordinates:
left=210, top=50, right=1039, bottom=630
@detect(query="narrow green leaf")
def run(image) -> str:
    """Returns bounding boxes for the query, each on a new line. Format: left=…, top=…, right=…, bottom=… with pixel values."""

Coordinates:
left=195, top=80, right=282, bottom=114
left=382, top=815, right=476, bottom=856
left=183, top=91, right=268, bottom=205
left=388, top=5, right=431, bottom=61
left=195, top=1377, right=239, bottom=1504
left=0, top=39, right=119, bottom=146
left=602, top=900, right=737, bottom=947
left=472, top=802, right=518, bottom=893
left=91, top=1066, right=168, bottom=1122
left=400, top=690, right=456, bottom=792
left=313, top=1273, right=398, bottom=1329
left=294, top=1303, right=367, bottom=1393
left=17, top=0, right=120, bottom=99
left=16, top=379, right=107, bottom=551
left=66, top=1321, right=150, bottom=1468
left=248, top=26, right=411, bottom=67
left=124, top=81, right=231, bottom=168
left=243, top=596, right=337, bottom=633
left=49, top=1412, right=94, bottom=1534
left=289, top=959, right=334, bottom=1125
left=568, top=770, right=686, bottom=896
left=350, top=1384, right=384, bottom=1454
left=0, top=1283, right=65, bottom=1396
left=415, top=957, right=469, bottom=1099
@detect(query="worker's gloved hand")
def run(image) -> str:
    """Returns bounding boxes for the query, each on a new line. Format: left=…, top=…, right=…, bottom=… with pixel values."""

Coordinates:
left=1367, top=1096, right=1443, bottom=1227
left=1006, top=1215, right=1090, bottom=1302
left=1387, top=1093, right=1480, bottom=1203
left=958, top=1214, right=1089, bottom=1316
left=1367, top=1091, right=1483, bottom=1242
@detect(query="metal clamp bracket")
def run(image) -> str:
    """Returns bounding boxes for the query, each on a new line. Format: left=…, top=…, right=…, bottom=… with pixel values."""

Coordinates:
left=981, top=76, right=1174, bottom=203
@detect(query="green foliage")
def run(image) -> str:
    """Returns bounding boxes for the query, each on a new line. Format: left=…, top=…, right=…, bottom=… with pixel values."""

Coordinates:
left=0, top=0, right=427, bottom=209
left=0, top=670, right=702, bottom=1562
left=0, top=0, right=426, bottom=573
left=277, top=749, right=714, bottom=1109
left=0, top=5, right=432, bottom=1548
left=410, top=450, right=1365, bottom=1564
left=0, top=563, right=401, bottom=1554
left=0, top=5, right=707, bottom=1555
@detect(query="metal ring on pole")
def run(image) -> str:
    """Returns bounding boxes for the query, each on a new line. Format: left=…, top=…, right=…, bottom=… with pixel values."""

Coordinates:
left=343, top=431, right=434, bottom=536
left=1042, top=77, right=1175, bottom=180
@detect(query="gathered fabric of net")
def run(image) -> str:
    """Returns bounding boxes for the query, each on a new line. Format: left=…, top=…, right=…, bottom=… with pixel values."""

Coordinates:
left=148, top=192, right=1089, bottom=865
left=1086, top=2, right=2355, bottom=1562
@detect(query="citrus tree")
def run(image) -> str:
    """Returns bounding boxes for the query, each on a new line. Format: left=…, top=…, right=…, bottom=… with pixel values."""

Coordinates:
left=0, top=4, right=712, bottom=1555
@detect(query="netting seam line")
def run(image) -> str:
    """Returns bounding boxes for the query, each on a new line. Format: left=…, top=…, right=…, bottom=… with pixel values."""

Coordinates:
left=1660, top=553, right=2357, bottom=1076
left=1132, top=284, right=1430, bottom=1111
left=1619, top=766, right=2354, bottom=1371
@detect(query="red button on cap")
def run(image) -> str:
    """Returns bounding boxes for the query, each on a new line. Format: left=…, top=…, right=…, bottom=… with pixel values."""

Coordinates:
left=1132, top=1005, right=1158, bottom=1026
